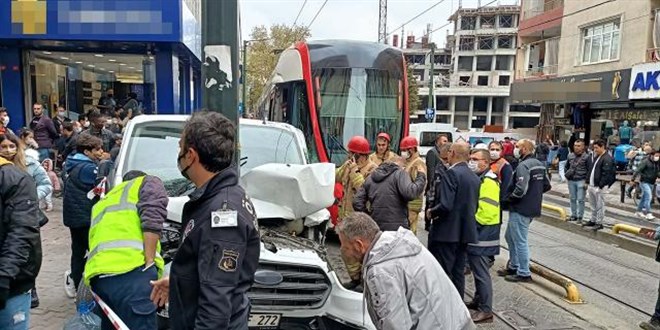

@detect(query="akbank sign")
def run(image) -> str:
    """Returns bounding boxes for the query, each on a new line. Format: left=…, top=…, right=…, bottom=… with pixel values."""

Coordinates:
left=630, top=62, right=660, bottom=99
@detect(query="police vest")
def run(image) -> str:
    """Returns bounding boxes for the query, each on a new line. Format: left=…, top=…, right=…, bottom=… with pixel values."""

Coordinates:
left=476, top=172, right=500, bottom=226
left=84, top=176, right=164, bottom=285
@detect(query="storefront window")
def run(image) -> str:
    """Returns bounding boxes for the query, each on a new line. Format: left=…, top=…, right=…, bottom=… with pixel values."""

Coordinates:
left=26, top=51, right=156, bottom=120
left=592, top=109, right=660, bottom=147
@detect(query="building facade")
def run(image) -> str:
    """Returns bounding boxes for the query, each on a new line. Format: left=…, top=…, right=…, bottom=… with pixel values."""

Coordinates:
left=401, top=5, right=528, bottom=130
left=0, top=0, right=203, bottom=131
left=511, top=0, right=660, bottom=146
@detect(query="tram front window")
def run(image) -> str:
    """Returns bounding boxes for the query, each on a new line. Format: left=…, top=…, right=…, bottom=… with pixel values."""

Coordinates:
left=315, top=67, right=402, bottom=166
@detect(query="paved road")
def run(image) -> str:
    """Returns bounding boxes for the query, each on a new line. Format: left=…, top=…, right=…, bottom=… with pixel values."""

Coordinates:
left=30, top=195, right=659, bottom=329
left=30, top=198, right=76, bottom=329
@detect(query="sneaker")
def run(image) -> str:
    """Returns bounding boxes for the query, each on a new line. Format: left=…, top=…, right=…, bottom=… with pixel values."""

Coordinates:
left=647, top=213, right=656, bottom=221
left=496, top=268, right=516, bottom=277
left=640, top=318, right=660, bottom=330
left=63, top=270, right=76, bottom=298
left=581, top=221, right=596, bottom=227
left=504, top=274, right=532, bottom=282
left=590, top=224, right=604, bottom=231
left=568, top=216, right=577, bottom=222
left=30, top=288, right=39, bottom=309
left=637, top=212, right=648, bottom=219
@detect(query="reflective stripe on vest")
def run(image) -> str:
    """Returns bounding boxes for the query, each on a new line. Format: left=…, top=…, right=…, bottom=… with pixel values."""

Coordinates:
left=84, top=176, right=164, bottom=285
left=468, top=239, right=500, bottom=247
left=476, top=176, right=500, bottom=226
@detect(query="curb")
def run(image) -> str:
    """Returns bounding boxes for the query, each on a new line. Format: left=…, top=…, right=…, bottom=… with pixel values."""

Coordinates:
left=535, top=214, right=657, bottom=259
left=546, top=189, right=660, bottom=214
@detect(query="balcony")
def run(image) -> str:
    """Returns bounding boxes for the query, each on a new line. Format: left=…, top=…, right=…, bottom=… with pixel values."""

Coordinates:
left=523, top=0, right=563, bottom=20
left=521, top=37, right=559, bottom=79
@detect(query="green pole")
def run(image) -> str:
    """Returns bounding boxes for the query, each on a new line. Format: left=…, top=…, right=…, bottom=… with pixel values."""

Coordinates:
left=428, top=43, right=435, bottom=123
left=242, top=40, right=248, bottom=117
left=201, top=0, right=240, bottom=164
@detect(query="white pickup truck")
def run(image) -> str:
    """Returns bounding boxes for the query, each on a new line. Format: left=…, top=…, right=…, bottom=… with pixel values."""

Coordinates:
left=110, top=115, right=375, bottom=330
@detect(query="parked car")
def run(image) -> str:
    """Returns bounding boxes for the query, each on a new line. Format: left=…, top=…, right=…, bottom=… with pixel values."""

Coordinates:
left=111, top=115, right=375, bottom=330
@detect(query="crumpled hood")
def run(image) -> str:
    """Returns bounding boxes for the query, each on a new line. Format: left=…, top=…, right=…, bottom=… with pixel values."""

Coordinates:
left=364, top=228, right=421, bottom=267
left=64, top=153, right=95, bottom=173
left=370, top=162, right=400, bottom=183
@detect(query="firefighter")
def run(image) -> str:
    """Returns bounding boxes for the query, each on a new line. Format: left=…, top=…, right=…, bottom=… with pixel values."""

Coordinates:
left=369, top=132, right=396, bottom=166
left=401, top=136, right=427, bottom=234
left=336, top=135, right=377, bottom=287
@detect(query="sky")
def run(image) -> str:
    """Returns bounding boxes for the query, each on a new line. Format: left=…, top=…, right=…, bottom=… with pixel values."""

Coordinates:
left=240, top=0, right=519, bottom=47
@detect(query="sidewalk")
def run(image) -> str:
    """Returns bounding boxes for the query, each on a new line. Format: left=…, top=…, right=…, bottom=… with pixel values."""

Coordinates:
left=544, top=175, right=660, bottom=229
left=30, top=198, right=76, bottom=329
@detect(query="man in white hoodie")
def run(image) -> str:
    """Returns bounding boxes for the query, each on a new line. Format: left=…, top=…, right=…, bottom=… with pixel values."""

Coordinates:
left=337, top=212, right=475, bottom=330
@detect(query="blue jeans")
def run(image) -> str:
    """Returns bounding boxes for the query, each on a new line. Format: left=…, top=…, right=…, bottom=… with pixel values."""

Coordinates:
left=0, top=292, right=31, bottom=330
left=91, top=266, right=158, bottom=330
left=37, top=148, right=50, bottom=162
left=567, top=180, right=586, bottom=218
left=639, top=182, right=653, bottom=213
left=505, top=212, right=532, bottom=277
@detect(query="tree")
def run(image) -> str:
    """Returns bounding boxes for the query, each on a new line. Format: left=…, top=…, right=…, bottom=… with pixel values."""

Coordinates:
left=245, top=24, right=311, bottom=115
left=406, top=61, right=421, bottom=114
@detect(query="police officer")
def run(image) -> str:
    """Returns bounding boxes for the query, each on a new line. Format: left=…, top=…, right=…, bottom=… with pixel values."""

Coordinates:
left=150, top=111, right=260, bottom=329
left=465, top=149, right=501, bottom=324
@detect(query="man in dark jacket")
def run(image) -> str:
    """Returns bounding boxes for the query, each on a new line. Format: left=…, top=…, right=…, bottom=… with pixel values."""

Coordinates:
left=353, top=160, right=426, bottom=231
left=63, top=134, right=105, bottom=294
left=29, top=103, right=58, bottom=162
left=82, top=110, right=115, bottom=154
left=425, top=135, right=449, bottom=215
left=565, top=139, right=592, bottom=223
left=427, top=142, right=480, bottom=299
left=498, top=139, right=551, bottom=282
left=633, top=146, right=659, bottom=220
left=150, top=111, right=260, bottom=329
left=584, top=139, right=616, bottom=230
left=0, top=155, right=42, bottom=328
left=425, top=143, right=452, bottom=231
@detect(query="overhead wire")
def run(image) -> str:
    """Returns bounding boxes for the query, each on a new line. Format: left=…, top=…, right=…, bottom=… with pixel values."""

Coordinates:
left=387, top=0, right=448, bottom=38
left=292, top=0, right=308, bottom=26
left=306, top=0, right=329, bottom=30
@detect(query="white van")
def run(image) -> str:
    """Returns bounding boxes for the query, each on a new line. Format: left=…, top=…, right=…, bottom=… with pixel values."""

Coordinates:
left=409, top=123, right=459, bottom=156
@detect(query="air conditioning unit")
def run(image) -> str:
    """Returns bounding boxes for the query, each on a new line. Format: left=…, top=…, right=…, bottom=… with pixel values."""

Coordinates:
left=553, top=105, right=565, bottom=118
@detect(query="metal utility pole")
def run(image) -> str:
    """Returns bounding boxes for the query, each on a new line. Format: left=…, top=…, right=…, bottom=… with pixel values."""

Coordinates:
left=428, top=43, right=435, bottom=122
left=378, top=0, right=387, bottom=43
left=202, top=0, right=240, bottom=158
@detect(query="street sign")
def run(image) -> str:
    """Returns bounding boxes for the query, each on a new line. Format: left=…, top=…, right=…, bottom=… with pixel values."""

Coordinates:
left=425, top=108, right=435, bottom=120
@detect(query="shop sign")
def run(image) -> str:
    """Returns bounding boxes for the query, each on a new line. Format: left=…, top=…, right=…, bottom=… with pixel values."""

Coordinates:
left=630, top=62, right=660, bottom=99
left=600, top=109, right=660, bottom=122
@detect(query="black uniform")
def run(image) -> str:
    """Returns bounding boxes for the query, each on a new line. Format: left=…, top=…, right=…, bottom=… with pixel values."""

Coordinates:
left=169, top=167, right=260, bottom=330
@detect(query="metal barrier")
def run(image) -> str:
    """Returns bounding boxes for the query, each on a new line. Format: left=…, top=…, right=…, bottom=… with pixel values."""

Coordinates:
left=541, top=203, right=567, bottom=221
left=529, top=264, right=584, bottom=304
left=611, top=224, right=641, bottom=235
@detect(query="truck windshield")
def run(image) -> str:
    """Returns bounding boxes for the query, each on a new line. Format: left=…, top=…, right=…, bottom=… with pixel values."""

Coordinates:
left=122, top=121, right=305, bottom=196
left=315, top=67, right=403, bottom=166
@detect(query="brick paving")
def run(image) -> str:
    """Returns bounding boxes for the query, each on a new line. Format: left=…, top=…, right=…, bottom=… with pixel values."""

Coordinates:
left=30, top=198, right=76, bottom=330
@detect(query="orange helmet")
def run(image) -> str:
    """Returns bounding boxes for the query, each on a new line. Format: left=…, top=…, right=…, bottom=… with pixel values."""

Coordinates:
left=376, top=132, right=391, bottom=143
left=400, top=136, right=418, bottom=150
left=347, top=136, right=370, bottom=154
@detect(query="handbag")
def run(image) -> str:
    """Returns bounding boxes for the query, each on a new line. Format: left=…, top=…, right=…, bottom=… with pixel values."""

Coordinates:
left=37, top=208, right=49, bottom=228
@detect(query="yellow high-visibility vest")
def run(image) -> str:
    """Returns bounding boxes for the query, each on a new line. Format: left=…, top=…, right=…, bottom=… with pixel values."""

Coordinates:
left=476, top=172, right=500, bottom=226
left=84, top=176, right=163, bottom=285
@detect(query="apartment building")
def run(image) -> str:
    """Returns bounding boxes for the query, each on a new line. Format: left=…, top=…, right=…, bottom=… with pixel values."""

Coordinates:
left=511, top=0, right=660, bottom=144
left=400, top=4, right=526, bottom=130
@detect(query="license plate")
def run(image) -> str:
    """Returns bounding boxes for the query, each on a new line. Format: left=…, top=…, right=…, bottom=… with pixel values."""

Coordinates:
left=248, top=313, right=281, bottom=328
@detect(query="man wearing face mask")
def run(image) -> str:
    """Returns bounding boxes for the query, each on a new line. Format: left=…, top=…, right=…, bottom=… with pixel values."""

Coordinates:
left=369, top=133, right=396, bottom=166
left=149, top=111, right=260, bottom=329
left=498, top=139, right=551, bottom=282
left=400, top=137, right=426, bottom=234
left=488, top=141, right=513, bottom=201
left=0, top=108, right=14, bottom=136
left=81, top=110, right=114, bottom=154
left=336, top=136, right=377, bottom=287
left=427, top=142, right=480, bottom=299
left=465, top=149, right=500, bottom=323
left=53, top=106, right=70, bottom=136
